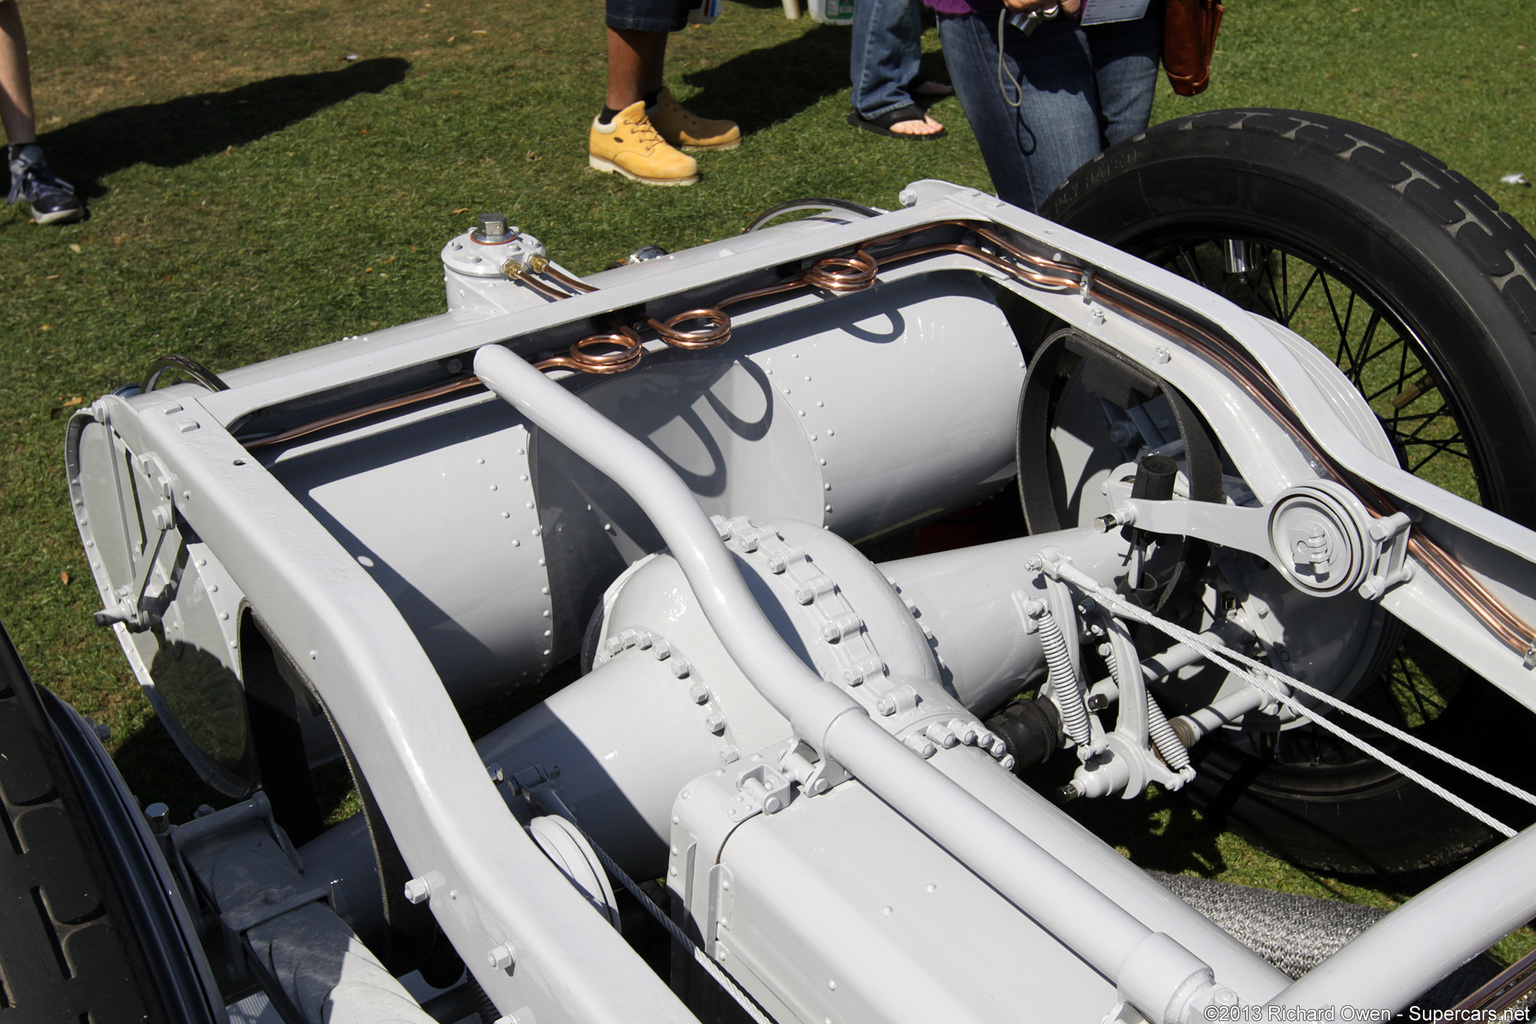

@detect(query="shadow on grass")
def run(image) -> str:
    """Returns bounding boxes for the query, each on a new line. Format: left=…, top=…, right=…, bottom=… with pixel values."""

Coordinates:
left=31, top=58, right=411, bottom=200
left=680, top=25, right=849, bottom=134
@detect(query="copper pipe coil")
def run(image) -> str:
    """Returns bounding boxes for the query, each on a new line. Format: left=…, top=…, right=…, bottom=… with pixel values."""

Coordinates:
left=647, top=308, right=732, bottom=350
left=801, top=249, right=879, bottom=292
left=534, top=328, right=645, bottom=374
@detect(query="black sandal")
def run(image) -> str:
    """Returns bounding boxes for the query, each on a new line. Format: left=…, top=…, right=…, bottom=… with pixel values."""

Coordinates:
left=846, top=104, right=947, bottom=140
left=911, top=75, right=955, bottom=98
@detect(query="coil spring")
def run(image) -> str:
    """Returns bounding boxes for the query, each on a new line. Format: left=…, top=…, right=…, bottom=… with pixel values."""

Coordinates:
left=1036, top=607, right=1092, bottom=748
left=1144, top=690, right=1191, bottom=772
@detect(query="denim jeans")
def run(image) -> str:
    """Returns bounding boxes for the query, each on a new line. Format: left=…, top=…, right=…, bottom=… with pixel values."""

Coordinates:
left=936, top=12, right=1159, bottom=212
left=850, top=0, right=926, bottom=119
left=606, top=0, right=691, bottom=33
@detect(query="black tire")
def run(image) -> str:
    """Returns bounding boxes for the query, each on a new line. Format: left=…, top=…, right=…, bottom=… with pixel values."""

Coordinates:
left=0, top=626, right=204, bottom=1024
left=1041, top=109, right=1536, bottom=872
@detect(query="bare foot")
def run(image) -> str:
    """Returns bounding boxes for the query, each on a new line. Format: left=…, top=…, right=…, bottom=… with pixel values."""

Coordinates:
left=889, top=114, right=944, bottom=136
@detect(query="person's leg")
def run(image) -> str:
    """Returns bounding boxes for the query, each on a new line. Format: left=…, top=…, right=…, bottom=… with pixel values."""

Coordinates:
left=603, top=0, right=738, bottom=152
left=1087, top=16, right=1160, bottom=148
left=1, top=1, right=83, bottom=222
left=937, top=12, right=1101, bottom=210
left=592, top=0, right=696, bottom=184
left=850, top=0, right=941, bottom=134
left=0, top=0, right=37, bottom=145
left=606, top=26, right=668, bottom=111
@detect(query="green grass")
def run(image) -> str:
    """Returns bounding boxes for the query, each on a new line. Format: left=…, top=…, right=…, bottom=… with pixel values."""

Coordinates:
left=3, top=0, right=1535, bottom=971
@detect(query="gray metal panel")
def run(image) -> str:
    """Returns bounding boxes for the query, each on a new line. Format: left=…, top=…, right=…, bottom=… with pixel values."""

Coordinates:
left=678, top=774, right=1121, bottom=1024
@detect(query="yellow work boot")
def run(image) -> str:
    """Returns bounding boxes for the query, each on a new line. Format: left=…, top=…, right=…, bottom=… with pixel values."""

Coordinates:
left=589, top=101, right=699, bottom=186
left=649, top=88, right=742, bottom=151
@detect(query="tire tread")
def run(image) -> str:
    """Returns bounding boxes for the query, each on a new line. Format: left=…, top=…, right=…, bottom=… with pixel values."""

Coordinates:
left=1148, top=109, right=1536, bottom=337
left=0, top=668, right=160, bottom=1024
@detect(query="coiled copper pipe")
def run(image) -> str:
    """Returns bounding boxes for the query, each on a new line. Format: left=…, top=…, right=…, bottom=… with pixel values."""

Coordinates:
left=533, top=328, right=644, bottom=374
left=647, top=308, right=732, bottom=350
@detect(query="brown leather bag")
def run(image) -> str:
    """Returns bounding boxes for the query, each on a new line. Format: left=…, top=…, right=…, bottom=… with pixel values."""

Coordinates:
left=1163, top=0, right=1225, bottom=96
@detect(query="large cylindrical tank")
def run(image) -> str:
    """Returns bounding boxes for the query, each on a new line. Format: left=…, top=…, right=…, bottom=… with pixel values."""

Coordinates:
left=67, top=248, right=1024, bottom=794
left=267, top=268, right=1025, bottom=703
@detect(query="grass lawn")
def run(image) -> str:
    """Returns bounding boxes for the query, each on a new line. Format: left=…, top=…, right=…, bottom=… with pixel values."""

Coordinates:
left=3, top=0, right=1535, bottom=968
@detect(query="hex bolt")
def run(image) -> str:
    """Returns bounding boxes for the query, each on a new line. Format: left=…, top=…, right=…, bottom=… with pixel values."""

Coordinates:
left=475, top=212, right=512, bottom=242
left=688, top=681, right=710, bottom=705
left=487, top=763, right=505, bottom=783
left=704, top=712, right=727, bottom=735
left=1086, top=693, right=1110, bottom=713
left=144, top=802, right=170, bottom=836
left=403, top=878, right=431, bottom=905
left=670, top=657, right=691, bottom=679
left=487, top=943, right=516, bottom=971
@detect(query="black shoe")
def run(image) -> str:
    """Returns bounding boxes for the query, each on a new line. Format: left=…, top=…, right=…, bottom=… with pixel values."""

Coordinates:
left=7, top=144, right=86, bottom=225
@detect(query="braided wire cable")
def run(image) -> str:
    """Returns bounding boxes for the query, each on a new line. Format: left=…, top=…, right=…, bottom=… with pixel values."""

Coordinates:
left=1046, top=561, right=1536, bottom=838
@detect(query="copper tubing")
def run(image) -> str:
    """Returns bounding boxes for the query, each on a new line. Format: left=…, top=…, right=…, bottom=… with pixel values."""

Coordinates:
left=534, top=328, right=645, bottom=375
left=801, top=249, right=879, bottom=292
left=647, top=308, right=732, bottom=350
left=504, top=267, right=572, bottom=302
left=245, top=375, right=485, bottom=450
left=537, top=264, right=599, bottom=295
left=717, top=249, right=879, bottom=311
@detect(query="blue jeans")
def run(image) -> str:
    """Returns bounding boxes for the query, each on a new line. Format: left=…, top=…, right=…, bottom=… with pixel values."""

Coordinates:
left=606, top=0, right=690, bottom=32
left=936, top=12, right=1159, bottom=212
left=850, top=0, right=925, bottom=119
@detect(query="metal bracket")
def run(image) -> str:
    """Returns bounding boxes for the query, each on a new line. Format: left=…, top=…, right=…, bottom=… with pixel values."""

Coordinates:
left=722, top=761, right=794, bottom=822
left=1358, top=509, right=1415, bottom=599
left=94, top=456, right=185, bottom=630
left=777, top=738, right=849, bottom=798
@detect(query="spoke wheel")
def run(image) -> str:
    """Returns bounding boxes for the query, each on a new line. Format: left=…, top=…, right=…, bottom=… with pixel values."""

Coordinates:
left=1041, top=109, right=1536, bottom=872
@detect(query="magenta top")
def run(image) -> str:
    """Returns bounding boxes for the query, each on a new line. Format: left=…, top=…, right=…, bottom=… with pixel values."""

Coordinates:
left=924, top=0, right=1003, bottom=13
